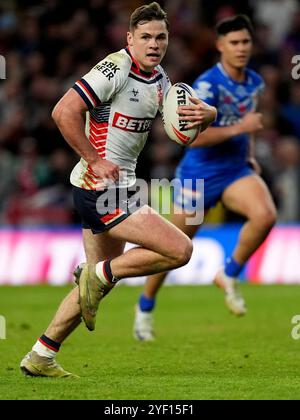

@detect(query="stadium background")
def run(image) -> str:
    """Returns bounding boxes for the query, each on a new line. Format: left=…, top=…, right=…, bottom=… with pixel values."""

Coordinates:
left=0, top=0, right=299, bottom=285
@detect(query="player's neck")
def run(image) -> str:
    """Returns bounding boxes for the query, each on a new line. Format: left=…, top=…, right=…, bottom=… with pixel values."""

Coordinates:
left=127, top=46, right=155, bottom=75
left=220, top=60, right=246, bottom=83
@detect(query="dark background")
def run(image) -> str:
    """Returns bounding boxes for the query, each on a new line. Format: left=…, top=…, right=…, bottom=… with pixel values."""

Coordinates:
left=0, top=0, right=299, bottom=226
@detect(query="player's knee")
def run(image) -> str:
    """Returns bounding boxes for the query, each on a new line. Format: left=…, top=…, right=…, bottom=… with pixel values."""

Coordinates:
left=268, top=207, right=277, bottom=228
left=253, top=207, right=277, bottom=231
left=172, top=237, right=193, bottom=268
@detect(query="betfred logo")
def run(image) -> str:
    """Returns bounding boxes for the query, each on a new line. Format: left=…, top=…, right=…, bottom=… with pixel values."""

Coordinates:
left=112, top=112, right=153, bottom=133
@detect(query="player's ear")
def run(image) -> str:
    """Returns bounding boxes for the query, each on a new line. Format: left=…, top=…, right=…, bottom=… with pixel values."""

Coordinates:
left=216, top=37, right=223, bottom=54
left=127, top=31, right=133, bottom=46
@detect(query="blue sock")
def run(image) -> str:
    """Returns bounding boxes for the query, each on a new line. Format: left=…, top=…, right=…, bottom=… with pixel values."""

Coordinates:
left=139, top=294, right=156, bottom=312
left=224, top=257, right=244, bottom=278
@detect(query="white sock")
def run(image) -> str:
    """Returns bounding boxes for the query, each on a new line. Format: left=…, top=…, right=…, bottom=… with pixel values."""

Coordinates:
left=95, top=261, right=111, bottom=285
left=32, top=339, right=58, bottom=359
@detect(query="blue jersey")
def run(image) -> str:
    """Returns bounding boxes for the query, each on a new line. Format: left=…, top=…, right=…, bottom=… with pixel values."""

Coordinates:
left=181, top=63, right=264, bottom=171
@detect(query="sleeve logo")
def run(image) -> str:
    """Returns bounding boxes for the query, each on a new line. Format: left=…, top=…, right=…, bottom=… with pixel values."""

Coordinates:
left=194, top=81, right=214, bottom=100
left=94, top=61, right=120, bottom=81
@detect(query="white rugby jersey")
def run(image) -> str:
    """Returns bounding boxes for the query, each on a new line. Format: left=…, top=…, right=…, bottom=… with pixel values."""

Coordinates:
left=70, top=47, right=171, bottom=190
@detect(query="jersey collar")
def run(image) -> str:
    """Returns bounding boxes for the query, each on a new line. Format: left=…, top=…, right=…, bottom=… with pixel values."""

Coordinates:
left=125, top=47, right=157, bottom=79
left=217, top=62, right=248, bottom=84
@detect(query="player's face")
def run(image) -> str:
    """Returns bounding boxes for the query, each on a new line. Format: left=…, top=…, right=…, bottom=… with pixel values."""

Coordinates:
left=127, top=20, right=169, bottom=72
left=217, top=29, right=253, bottom=69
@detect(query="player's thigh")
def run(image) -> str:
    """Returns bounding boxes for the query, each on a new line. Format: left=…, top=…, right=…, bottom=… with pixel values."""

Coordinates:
left=106, top=205, right=193, bottom=259
left=221, top=174, right=276, bottom=220
left=82, top=229, right=125, bottom=263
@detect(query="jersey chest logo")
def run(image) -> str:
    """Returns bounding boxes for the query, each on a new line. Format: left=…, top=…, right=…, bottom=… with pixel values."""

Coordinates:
left=130, top=89, right=139, bottom=103
left=112, top=112, right=153, bottom=133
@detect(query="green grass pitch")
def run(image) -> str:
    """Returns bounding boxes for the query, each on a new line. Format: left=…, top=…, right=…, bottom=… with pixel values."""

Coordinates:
left=1, top=284, right=300, bottom=400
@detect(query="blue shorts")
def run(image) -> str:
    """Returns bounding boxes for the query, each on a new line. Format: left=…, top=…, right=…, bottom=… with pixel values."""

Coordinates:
left=174, top=163, right=254, bottom=211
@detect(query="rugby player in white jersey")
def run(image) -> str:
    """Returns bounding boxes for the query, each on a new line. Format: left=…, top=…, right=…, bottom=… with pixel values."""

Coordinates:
left=20, top=2, right=217, bottom=378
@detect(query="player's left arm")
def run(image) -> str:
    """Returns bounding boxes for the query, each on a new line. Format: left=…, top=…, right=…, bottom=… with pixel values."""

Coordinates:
left=178, top=97, right=217, bottom=131
left=159, top=69, right=217, bottom=131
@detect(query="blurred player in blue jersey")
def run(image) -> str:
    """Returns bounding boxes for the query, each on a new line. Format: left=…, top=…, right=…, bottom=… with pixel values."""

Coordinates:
left=134, top=14, right=277, bottom=341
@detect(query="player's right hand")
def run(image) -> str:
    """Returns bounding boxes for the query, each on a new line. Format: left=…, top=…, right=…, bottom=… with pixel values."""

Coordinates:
left=240, top=111, right=264, bottom=133
left=89, top=158, right=120, bottom=182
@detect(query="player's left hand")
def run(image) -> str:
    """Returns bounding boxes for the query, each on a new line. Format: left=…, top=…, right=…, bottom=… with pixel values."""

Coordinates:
left=177, top=97, right=217, bottom=130
left=248, top=157, right=262, bottom=175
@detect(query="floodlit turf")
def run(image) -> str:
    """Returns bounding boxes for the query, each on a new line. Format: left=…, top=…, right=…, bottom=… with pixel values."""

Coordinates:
left=1, top=284, right=300, bottom=400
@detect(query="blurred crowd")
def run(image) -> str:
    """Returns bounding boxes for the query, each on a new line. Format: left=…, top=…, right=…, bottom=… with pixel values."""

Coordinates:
left=0, top=0, right=300, bottom=226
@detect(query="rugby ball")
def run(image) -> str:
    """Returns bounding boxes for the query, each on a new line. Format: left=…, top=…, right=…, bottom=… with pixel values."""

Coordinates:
left=162, top=83, right=201, bottom=145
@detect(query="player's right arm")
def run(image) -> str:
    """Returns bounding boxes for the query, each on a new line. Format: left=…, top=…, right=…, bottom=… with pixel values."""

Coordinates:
left=190, top=111, right=263, bottom=147
left=52, top=51, right=131, bottom=182
left=52, top=89, right=119, bottom=181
